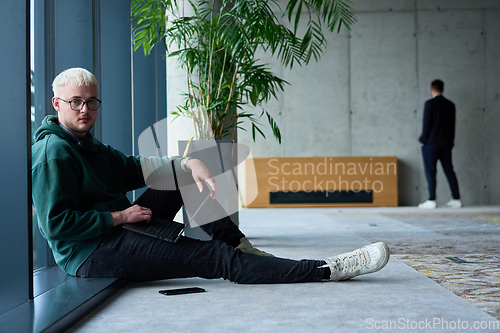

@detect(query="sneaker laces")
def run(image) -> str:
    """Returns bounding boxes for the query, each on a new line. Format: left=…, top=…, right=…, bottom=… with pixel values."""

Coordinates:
left=337, top=250, right=367, bottom=272
left=320, top=249, right=368, bottom=278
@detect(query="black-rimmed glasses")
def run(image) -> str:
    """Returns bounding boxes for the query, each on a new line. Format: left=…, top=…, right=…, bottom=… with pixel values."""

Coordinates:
left=57, top=97, right=101, bottom=111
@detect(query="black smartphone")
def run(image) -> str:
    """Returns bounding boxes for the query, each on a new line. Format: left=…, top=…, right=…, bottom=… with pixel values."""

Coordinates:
left=159, top=287, right=206, bottom=296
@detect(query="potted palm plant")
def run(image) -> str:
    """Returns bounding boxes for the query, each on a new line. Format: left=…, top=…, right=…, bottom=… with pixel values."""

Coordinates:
left=132, top=0, right=355, bottom=234
left=131, top=0, right=356, bottom=143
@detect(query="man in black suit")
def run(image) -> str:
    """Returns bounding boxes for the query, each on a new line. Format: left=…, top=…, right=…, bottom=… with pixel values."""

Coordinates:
left=418, top=79, right=462, bottom=209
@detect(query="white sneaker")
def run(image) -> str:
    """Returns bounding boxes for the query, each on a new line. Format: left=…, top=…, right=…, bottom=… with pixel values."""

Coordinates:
left=445, top=199, right=462, bottom=208
left=320, top=242, right=390, bottom=281
left=236, top=237, right=274, bottom=257
left=418, top=200, right=437, bottom=209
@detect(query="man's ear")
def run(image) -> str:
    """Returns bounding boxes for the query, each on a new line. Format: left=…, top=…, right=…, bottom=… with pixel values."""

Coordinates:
left=52, top=97, right=60, bottom=112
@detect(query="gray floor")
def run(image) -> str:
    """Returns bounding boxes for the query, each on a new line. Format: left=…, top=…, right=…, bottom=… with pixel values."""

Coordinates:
left=68, top=206, right=500, bottom=332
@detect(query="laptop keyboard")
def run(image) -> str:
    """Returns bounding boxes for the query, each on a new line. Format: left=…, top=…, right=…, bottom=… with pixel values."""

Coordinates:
left=146, top=220, right=182, bottom=238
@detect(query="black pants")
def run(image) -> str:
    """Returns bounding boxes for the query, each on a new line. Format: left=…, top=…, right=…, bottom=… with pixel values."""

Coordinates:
left=77, top=189, right=326, bottom=284
left=421, top=145, right=460, bottom=201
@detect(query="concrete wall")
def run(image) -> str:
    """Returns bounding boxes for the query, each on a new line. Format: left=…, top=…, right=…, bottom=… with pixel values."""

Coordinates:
left=237, top=0, right=500, bottom=206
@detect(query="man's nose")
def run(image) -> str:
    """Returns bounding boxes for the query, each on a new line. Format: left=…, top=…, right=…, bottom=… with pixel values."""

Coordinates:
left=80, top=102, right=90, bottom=112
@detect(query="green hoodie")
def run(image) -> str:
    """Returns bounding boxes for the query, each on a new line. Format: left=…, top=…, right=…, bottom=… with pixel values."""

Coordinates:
left=32, top=116, right=182, bottom=275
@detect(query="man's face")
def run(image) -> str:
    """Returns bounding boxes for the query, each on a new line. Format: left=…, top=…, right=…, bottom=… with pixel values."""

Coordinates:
left=52, top=82, right=99, bottom=137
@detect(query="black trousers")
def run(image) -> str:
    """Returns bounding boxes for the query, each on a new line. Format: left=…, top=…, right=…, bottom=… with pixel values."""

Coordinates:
left=76, top=189, right=326, bottom=284
left=421, top=145, right=460, bottom=201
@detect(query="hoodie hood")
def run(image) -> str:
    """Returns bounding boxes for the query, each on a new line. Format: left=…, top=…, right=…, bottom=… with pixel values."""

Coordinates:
left=35, top=115, right=78, bottom=143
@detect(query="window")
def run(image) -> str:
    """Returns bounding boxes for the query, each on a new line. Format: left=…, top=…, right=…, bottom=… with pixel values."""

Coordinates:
left=0, top=0, right=168, bottom=330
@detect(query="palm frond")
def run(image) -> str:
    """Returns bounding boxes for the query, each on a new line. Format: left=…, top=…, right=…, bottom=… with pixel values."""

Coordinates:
left=131, top=0, right=356, bottom=142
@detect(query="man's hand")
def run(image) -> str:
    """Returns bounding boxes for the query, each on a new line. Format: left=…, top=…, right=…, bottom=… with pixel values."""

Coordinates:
left=111, top=204, right=152, bottom=226
left=186, top=158, right=217, bottom=198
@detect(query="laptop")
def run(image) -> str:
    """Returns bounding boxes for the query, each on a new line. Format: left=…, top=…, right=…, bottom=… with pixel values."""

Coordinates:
left=123, top=181, right=213, bottom=243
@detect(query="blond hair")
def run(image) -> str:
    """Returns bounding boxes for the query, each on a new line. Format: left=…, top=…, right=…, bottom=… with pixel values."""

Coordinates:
left=52, top=68, right=99, bottom=96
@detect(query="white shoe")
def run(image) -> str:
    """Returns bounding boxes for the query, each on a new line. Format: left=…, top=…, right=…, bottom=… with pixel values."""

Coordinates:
left=445, top=199, right=462, bottom=208
left=320, top=242, right=390, bottom=281
left=418, top=200, right=437, bottom=209
left=236, top=237, right=274, bottom=257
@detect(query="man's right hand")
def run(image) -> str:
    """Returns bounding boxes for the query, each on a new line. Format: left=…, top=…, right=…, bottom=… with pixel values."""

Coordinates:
left=111, top=204, right=152, bottom=226
left=185, top=158, right=217, bottom=199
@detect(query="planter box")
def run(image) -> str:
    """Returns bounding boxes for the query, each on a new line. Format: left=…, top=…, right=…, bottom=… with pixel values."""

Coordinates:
left=178, top=140, right=239, bottom=240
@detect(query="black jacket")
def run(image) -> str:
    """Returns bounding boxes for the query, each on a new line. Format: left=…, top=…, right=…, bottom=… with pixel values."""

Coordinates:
left=419, top=95, right=456, bottom=148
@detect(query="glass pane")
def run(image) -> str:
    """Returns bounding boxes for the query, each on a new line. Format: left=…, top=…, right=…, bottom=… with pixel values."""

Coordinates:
left=0, top=0, right=33, bottom=312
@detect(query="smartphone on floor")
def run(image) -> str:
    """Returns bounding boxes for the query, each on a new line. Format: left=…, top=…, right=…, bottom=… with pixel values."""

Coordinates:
left=159, top=287, right=206, bottom=296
